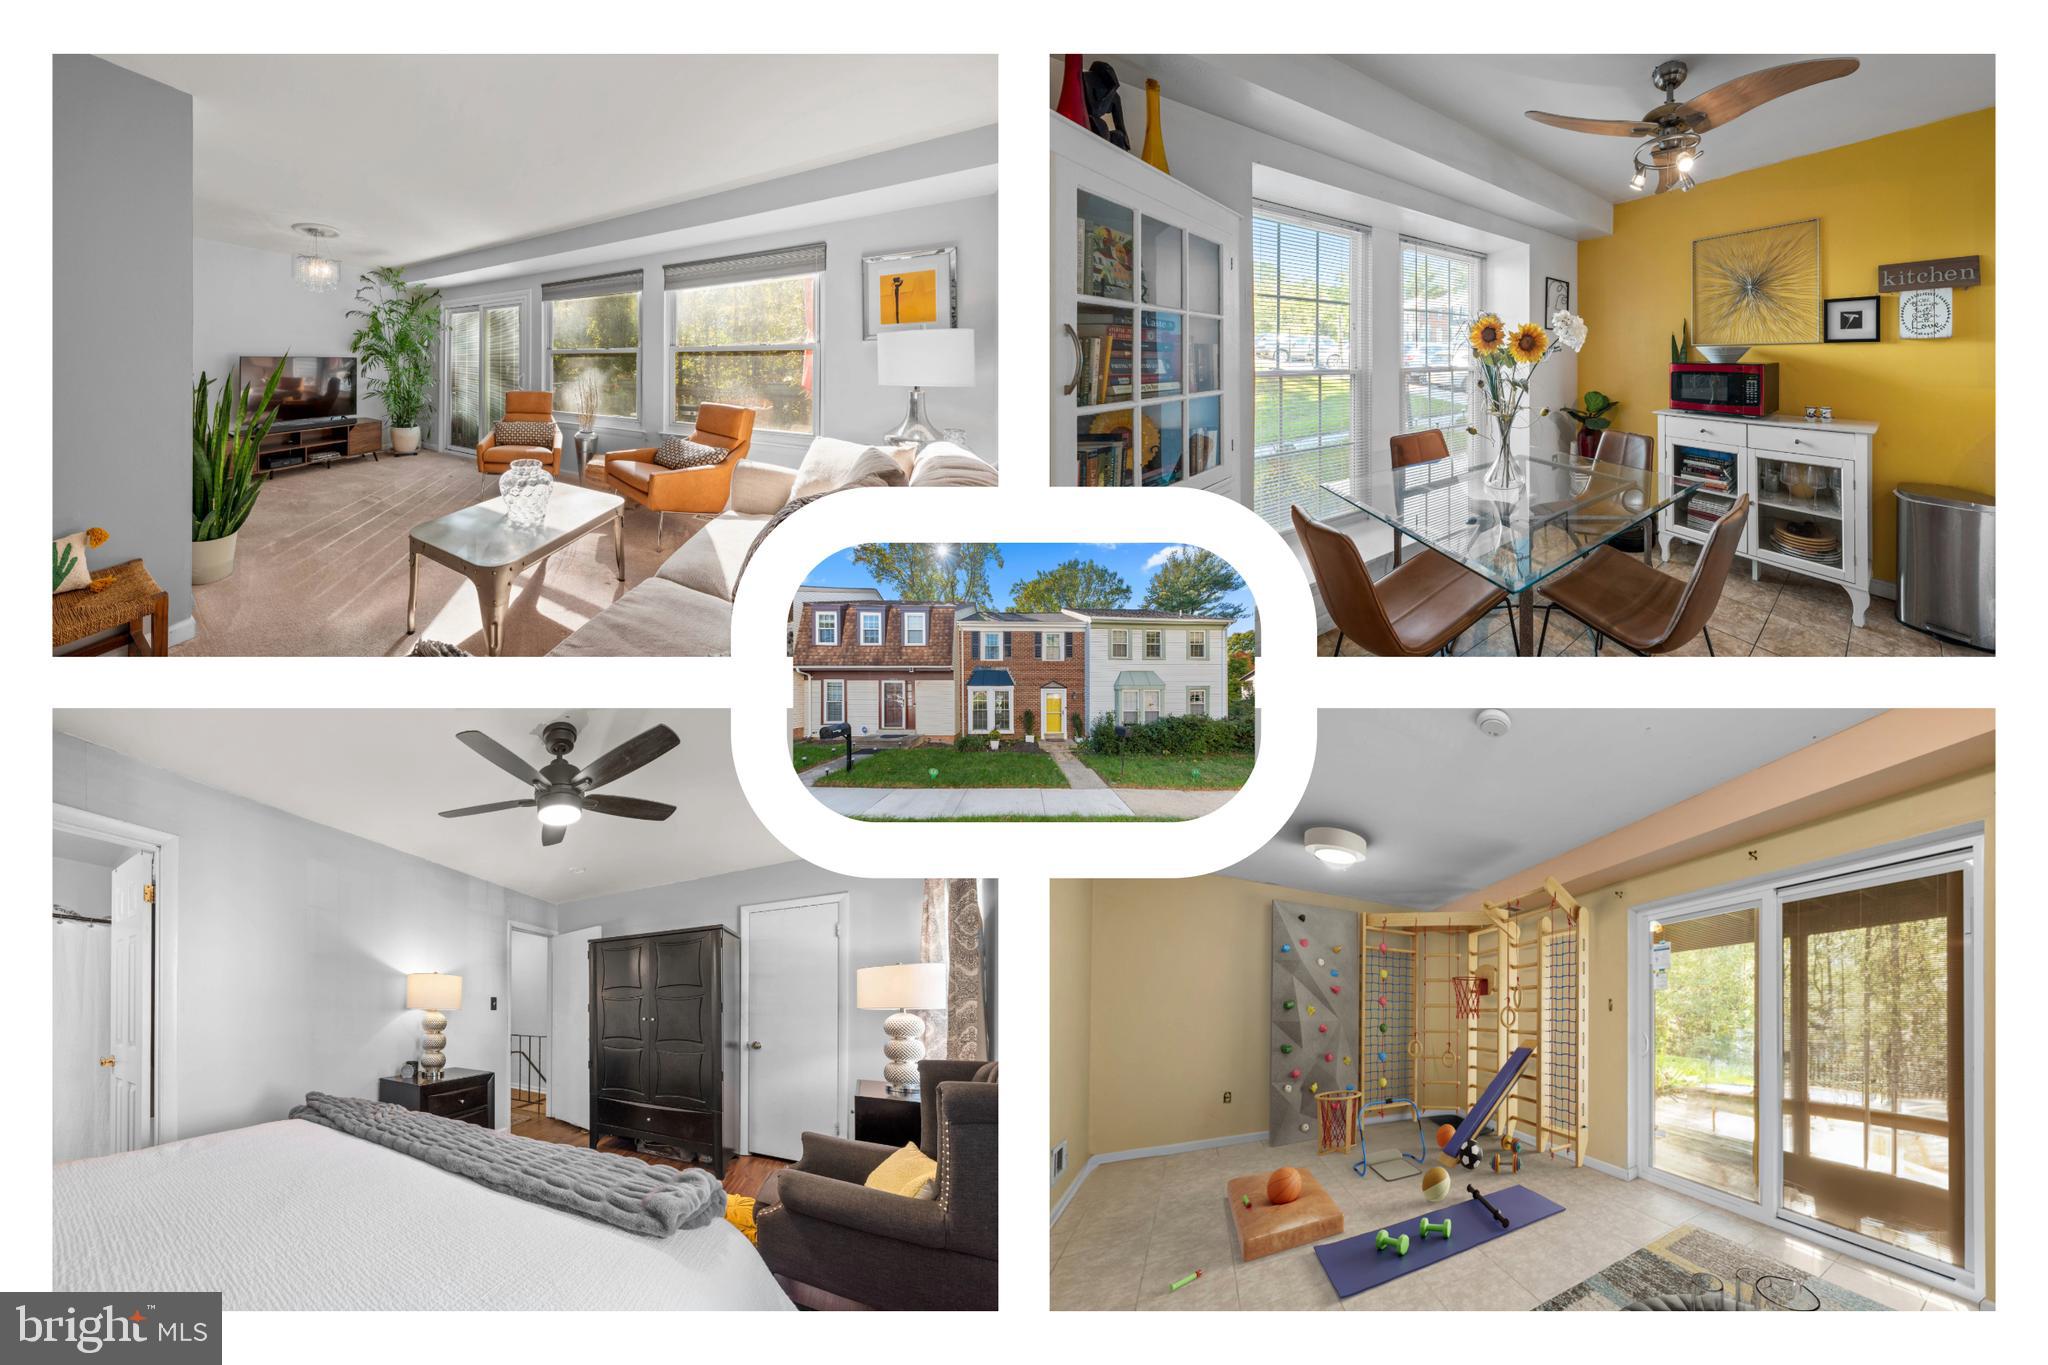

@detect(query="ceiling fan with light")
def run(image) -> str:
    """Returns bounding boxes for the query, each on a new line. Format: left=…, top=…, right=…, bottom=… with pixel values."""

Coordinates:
left=1525, top=58, right=1859, bottom=194
left=438, top=720, right=680, bottom=846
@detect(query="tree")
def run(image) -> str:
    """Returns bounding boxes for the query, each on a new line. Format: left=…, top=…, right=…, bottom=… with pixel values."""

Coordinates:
left=1144, top=547, right=1246, bottom=621
left=850, top=543, right=1004, bottom=607
left=1010, top=558, right=1132, bottom=612
left=1227, top=629, right=1257, bottom=693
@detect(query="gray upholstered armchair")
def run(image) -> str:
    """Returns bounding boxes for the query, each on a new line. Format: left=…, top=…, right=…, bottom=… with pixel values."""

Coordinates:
left=755, top=1059, right=997, bottom=1310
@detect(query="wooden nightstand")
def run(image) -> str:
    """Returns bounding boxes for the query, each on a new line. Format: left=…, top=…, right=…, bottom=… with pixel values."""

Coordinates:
left=379, top=1067, right=494, bottom=1128
left=853, top=1079, right=921, bottom=1148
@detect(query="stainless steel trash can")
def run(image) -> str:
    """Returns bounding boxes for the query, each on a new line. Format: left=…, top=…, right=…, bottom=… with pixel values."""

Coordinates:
left=1895, top=484, right=1994, bottom=650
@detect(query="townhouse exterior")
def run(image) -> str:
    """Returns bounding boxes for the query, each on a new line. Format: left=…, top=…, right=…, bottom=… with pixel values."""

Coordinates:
left=954, top=611, right=1088, bottom=741
left=792, top=599, right=957, bottom=741
left=1066, top=609, right=1232, bottom=731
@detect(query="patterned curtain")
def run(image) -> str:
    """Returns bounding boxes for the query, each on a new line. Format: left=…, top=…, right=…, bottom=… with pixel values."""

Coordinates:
left=916, top=878, right=988, bottom=1061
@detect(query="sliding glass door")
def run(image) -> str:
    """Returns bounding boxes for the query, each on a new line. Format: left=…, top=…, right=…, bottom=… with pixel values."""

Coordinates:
left=1780, top=858, right=1969, bottom=1274
left=443, top=300, right=524, bottom=451
left=1650, top=905, right=1760, bottom=1199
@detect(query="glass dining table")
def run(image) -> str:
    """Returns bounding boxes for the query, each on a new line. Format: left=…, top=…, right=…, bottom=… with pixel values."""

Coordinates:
left=1320, top=444, right=1695, bottom=656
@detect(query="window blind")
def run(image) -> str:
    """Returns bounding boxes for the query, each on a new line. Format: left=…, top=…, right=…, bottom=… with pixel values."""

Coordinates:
left=1396, top=236, right=1487, bottom=527
left=540, top=269, right=644, bottom=301
left=1250, top=205, right=1370, bottom=530
left=664, top=243, right=827, bottom=291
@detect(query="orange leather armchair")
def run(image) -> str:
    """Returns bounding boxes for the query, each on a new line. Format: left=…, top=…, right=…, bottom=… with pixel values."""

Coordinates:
left=600, top=404, right=758, bottom=539
left=475, top=391, right=564, bottom=477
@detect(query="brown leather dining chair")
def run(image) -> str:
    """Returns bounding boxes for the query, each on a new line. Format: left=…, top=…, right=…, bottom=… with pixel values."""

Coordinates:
left=1537, top=495, right=1751, bottom=656
left=1387, top=428, right=1453, bottom=567
left=1569, top=428, right=1655, bottom=553
left=1293, top=505, right=1515, bottom=656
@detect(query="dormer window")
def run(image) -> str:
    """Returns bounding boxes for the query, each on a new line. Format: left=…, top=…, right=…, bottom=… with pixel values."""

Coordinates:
left=904, top=610, right=928, bottom=647
left=814, top=610, right=838, bottom=646
left=859, top=610, right=883, bottom=646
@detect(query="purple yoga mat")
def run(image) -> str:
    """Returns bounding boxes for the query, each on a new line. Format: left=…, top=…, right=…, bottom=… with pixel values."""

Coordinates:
left=1314, top=1183, right=1565, bottom=1298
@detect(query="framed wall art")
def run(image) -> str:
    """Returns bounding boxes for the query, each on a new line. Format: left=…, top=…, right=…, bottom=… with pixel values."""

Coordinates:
left=1691, top=218, right=1821, bottom=346
left=862, top=246, right=958, bottom=340
left=1824, top=295, right=1880, bottom=343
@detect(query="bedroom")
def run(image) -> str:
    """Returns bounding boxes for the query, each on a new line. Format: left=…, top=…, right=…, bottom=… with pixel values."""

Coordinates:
left=48, top=708, right=998, bottom=1312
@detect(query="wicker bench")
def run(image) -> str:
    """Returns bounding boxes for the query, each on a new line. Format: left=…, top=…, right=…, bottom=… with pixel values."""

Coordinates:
left=53, top=558, right=168, bottom=656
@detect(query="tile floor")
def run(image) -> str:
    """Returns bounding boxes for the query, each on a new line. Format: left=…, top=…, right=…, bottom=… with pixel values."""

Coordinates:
left=1316, top=539, right=1991, bottom=658
left=1049, top=1138, right=1978, bottom=1311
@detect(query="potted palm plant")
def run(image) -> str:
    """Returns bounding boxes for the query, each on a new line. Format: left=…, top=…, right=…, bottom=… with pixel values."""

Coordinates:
left=192, top=360, right=285, bottom=584
left=348, top=266, right=440, bottom=454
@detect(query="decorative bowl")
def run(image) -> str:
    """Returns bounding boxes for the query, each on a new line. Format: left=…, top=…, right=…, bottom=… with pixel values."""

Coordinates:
left=1694, top=345, right=1750, bottom=363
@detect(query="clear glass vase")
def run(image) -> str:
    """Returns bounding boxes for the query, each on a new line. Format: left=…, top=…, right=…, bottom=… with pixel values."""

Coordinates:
left=499, top=458, right=554, bottom=528
left=1482, top=405, right=1522, bottom=490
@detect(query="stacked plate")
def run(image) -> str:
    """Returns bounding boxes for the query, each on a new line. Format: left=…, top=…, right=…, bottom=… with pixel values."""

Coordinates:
left=1769, top=518, right=1841, bottom=562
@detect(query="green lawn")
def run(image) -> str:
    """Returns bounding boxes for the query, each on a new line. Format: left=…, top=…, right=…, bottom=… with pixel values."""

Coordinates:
left=814, top=748, right=1068, bottom=789
left=1074, top=751, right=1256, bottom=790
left=791, top=741, right=841, bottom=772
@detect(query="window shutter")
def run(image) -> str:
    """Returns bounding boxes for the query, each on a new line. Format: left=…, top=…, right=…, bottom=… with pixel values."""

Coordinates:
left=1002, top=633, right=1012, bottom=659
left=540, top=269, right=644, bottom=302
left=664, top=243, right=827, bottom=291
left=1033, top=632, right=1043, bottom=659
left=971, top=633, right=981, bottom=661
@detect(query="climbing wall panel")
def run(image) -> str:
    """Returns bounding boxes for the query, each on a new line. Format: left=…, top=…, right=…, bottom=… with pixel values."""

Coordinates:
left=1269, top=901, right=1361, bottom=1145
left=1359, top=927, right=1414, bottom=1106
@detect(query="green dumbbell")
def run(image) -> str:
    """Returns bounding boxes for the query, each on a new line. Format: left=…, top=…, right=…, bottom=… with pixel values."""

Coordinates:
left=1374, top=1229, right=1411, bottom=1257
left=1420, top=1216, right=1452, bottom=1241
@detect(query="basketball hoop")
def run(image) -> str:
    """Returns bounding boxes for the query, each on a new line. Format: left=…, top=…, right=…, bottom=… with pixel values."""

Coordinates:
left=1453, top=975, right=1482, bottom=1020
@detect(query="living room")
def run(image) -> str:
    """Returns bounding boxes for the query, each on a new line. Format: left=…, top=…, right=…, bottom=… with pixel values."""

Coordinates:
left=53, top=54, right=999, bottom=659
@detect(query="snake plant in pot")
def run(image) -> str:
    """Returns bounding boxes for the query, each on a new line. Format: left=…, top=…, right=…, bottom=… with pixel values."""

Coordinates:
left=191, top=359, right=285, bottom=584
left=348, top=266, right=441, bottom=453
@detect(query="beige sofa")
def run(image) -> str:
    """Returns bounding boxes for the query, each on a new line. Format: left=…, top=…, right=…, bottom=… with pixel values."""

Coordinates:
left=547, top=438, right=995, bottom=657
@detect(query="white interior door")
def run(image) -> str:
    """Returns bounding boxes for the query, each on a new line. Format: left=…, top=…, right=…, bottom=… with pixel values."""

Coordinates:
left=107, top=852, right=152, bottom=1154
left=744, top=898, right=843, bottom=1160
left=549, top=926, right=604, bottom=1128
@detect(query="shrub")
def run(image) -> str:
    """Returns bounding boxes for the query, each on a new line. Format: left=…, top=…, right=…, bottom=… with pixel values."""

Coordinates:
left=1085, top=711, right=1253, bottom=756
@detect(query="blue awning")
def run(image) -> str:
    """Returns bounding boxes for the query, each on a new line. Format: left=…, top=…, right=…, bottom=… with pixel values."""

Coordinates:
left=967, top=667, right=1014, bottom=686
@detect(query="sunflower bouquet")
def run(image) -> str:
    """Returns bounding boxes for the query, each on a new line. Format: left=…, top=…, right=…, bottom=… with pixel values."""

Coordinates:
left=1466, top=309, right=1587, bottom=488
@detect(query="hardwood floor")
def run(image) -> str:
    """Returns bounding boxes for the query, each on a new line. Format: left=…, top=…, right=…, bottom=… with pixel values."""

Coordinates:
left=512, top=1113, right=788, bottom=1197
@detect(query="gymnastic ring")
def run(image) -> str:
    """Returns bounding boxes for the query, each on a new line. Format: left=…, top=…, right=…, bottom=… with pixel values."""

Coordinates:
left=1500, top=1005, right=1519, bottom=1030
left=1439, top=1046, right=1456, bottom=1070
left=1407, top=1039, right=1421, bottom=1058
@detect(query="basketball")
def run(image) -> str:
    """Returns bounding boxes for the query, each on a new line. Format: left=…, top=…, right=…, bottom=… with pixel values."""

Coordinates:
left=1435, top=1123, right=1457, bottom=1149
left=1267, top=1166, right=1303, bottom=1205
left=1421, top=1165, right=1451, bottom=1202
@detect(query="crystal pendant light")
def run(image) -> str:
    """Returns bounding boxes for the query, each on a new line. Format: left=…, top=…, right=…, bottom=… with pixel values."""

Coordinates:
left=291, top=223, right=341, bottom=293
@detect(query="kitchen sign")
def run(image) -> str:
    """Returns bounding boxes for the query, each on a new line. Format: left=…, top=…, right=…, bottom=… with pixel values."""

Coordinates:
left=1878, top=256, right=1981, bottom=292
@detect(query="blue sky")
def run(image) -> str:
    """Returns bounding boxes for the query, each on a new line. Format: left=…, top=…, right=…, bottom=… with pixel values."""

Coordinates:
left=803, top=543, right=1255, bottom=617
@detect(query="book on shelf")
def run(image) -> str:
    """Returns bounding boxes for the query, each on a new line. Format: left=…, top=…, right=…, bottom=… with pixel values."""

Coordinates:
left=1076, top=436, right=1130, bottom=487
left=1074, top=320, right=1133, bottom=406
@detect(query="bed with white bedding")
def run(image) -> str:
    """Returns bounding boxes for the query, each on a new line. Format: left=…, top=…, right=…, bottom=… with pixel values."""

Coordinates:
left=54, top=1119, right=792, bottom=1311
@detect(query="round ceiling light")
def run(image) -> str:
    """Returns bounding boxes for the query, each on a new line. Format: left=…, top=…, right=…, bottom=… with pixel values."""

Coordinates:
left=1475, top=708, right=1512, bottom=738
left=1304, top=827, right=1368, bottom=867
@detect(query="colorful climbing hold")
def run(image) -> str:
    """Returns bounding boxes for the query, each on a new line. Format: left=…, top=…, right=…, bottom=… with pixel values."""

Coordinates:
left=1379, top=941, right=1388, bottom=953
left=1299, top=938, right=1309, bottom=947
left=1307, top=1005, right=1317, bottom=1016
left=1377, top=1051, right=1387, bottom=1063
left=1379, top=968, right=1389, bottom=980
left=1379, top=1076, right=1389, bottom=1088
left=1378, top=995, right=1388, bottom=1007
left=1289, top=1069, right=1301, bottom=1079
left=1330, top=984, right=1341, bottom=993
left=1378, top=1022, right=1387, bottom=1034
left=1323, top=1053, right=1334, bottom=1063
left=1280, top=1044, right=1293, bottom=1054
left=1319, top=1024, right=1329, bottom=1033
left=1309, top=1083, right=1319, bottom=1094
left=1284, top=1083, right=1293, bottom=1093
left=1280, top=944, right=1292, bottom=953
left=1330, top=969, right=1339, bottom=978
left=1283, top=1000, right=1295, bottom=1011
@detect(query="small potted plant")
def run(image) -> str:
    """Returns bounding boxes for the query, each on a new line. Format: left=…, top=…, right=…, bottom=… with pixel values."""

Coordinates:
left=1562, top=390, right=1619, bottom=463
left=348, top=266, right=440, bottom=454
left=1021, top=708, right=1037, bottom=745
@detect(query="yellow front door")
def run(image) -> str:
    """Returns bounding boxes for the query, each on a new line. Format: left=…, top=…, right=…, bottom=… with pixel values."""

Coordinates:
left=1044, top=692, right=1064, bottom=738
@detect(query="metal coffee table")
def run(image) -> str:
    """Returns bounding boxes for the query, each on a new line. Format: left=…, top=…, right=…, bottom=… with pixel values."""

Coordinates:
left=407, top=484, right=625, bottom=655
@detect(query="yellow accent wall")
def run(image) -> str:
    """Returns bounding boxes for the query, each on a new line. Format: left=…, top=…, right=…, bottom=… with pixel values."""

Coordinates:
left=1576, top=108, right=1994, bottom=581
left=1580, top=767, right=1994, bottom=1297
left=1049, top=878, right=1094, bottom=1210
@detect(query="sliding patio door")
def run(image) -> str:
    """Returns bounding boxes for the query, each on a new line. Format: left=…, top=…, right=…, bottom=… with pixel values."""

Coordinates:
left=1649, top=905, right=1760, bottom=1200
left=443, top=300, right=524, bottom=451
left=1780, top=857, right=1969, bottom=1275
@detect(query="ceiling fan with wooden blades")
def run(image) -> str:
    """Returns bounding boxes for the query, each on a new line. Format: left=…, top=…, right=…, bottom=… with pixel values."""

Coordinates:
left=1525, top=58, right=1859, bottom=193
left=439, top=719, right=680, bottom=846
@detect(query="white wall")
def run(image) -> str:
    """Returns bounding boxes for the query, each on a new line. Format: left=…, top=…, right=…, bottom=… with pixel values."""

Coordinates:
left=553, top=861, right=926, bottom=1137
left=53, top=857, right=112, bottom=920
left=192, top=238, right=386, bottom=428
left=1084, top=624, right=1229, bottom=726
left=432, top=194, right=999, bottom=467
left=508, top=928, right=550, bottom=1037
left=53, top=734, right=556, bottom=1138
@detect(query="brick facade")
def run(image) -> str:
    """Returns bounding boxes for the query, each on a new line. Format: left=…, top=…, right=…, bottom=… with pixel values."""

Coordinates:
left=792, top=601, right=955, bottom=740
left=956, top=619, right=1086, bottom=740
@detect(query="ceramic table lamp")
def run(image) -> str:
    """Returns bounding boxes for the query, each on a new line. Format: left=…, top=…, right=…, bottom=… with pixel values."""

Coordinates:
left=856, top=962, right=948, bottom=1094
left=877, top=328, right=976, bottom=451
left=406, top=972, right=463, bottom=1081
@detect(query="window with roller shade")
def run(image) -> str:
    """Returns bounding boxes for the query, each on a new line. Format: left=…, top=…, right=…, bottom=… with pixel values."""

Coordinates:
left=666, top=243, right=824, bottom=435
left=544, top=271, right=640, bottom=420
left=1252, top=206, right=1368, bottom=529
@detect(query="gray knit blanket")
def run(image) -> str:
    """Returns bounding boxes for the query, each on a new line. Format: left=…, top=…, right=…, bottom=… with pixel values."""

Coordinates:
left=289, top=1092, right=723, bottom=1238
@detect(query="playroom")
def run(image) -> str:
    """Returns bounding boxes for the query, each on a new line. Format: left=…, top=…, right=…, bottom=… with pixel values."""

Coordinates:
left=1048, top=707, right=1993, bottom=1310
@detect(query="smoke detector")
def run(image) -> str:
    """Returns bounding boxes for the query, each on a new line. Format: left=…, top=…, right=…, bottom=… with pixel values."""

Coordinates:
left=1304, top=827, right=1369, bottom=867
left=1475, top=709, right=1513, bottom=738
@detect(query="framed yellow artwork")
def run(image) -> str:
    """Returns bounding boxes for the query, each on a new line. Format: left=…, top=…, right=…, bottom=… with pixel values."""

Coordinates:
left=862, top=246, right=957, bottom=339
left=1691, top=218, right=1821, bottom=346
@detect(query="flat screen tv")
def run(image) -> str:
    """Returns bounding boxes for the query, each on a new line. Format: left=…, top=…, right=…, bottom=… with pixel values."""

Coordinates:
left=239, top=355, right=357, bottom=426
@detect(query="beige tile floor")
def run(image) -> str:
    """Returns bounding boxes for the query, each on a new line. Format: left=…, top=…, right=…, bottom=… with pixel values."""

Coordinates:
left=1050, top=1138, right=1979, bottom=1311
left=1317, top=539, right=1991, bottom=658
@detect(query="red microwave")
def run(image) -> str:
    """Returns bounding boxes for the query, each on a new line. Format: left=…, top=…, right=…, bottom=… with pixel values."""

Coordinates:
left=1669, top=362, right=1778, bottom=418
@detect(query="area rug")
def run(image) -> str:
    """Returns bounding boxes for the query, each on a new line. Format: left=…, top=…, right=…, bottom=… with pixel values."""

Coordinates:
left=1535, top=1225, right=1888, bottom=1310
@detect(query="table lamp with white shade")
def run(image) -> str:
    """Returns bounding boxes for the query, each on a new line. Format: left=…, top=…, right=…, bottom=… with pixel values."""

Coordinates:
left=405, top=972, right=463, bottom=1081
left=856, top=962, right=948, bottom=1095
left=877, top=328, right=975, bottom=450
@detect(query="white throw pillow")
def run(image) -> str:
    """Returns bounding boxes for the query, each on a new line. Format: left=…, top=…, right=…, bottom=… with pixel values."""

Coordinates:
left=791, top=437, right=902, bottom=501
left=907, top=442, right=999, bottom=488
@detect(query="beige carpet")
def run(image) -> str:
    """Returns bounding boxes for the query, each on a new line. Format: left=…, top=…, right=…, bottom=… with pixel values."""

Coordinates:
left=176, top=450, right=698, bottom=656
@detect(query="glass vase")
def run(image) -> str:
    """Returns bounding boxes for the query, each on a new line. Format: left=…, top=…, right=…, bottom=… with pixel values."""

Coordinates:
left=1482, top=404, right=1522, bottom=490
left=499, top=458, right=554, bottom=528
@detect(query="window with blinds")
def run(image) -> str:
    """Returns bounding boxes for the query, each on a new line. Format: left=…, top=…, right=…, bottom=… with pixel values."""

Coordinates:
left=665, top=243, right=824, bottom=435
left=1251, top=208, right=1368, bottom=529
left=544, top=270, right=640, bottom=421
left=1394, top=238, right=1486, bottom=530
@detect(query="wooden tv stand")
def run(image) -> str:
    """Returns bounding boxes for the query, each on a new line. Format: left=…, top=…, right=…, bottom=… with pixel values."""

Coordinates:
left=257, top=417, right=385, bottom=476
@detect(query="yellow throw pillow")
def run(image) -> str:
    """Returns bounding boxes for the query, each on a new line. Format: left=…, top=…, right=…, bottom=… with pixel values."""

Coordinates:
left=723, top=1193, right=758, bottom=1244
left=863, top=1142, right=938, bottom=1199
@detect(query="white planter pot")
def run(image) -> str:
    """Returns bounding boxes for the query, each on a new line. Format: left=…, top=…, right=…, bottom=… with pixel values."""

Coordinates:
left=391, top=426, right=421, bottom=454
left=192, top=532, right=238, bottom=585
